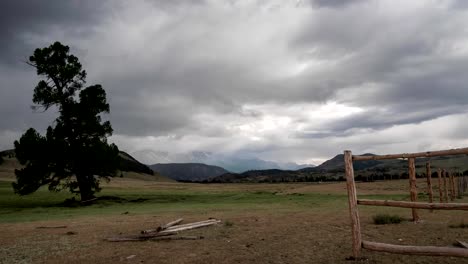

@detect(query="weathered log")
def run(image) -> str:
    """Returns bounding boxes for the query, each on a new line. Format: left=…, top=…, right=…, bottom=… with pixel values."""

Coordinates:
left=362, top=240, right=468, bottom=257
left=105, top=232, right=176, bottom=242
left=352, top=147, right=468, bottom=161
left=455, top=240, right=468, bottom=249
left=149, top=235, right=204, bottom=241
left=163, top=219, right=218, bottom=230
left=344, top=150, right=362, bottom=259
left=408, top=158, right=419, bottom=221
left=159, top=220, right=221, bottom=234
left=141, top=218, right=184, bottom=234
left=36, top=225, right=67, bottom=229
left=81, top=197, right=98, bottom=204
left=357, top=199, right=468, bottom=210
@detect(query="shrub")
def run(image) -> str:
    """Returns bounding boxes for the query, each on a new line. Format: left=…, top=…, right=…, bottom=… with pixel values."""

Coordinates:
left=373, top=214, right=403, bottom=225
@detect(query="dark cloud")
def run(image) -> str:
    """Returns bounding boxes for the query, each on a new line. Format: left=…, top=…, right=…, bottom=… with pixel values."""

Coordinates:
left=2, top=1, right=468, bottom=163
left=0, top=0, right=109, bottom=65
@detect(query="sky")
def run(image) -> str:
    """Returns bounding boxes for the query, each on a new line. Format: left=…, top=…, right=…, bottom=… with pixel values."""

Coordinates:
left=2, top=0, right=468, bottom=165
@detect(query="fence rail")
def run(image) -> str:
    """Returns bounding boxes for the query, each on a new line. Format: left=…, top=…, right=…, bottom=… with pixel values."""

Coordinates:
left=357, top=199, right=468, bottom=210
left=344, top=148, right=468, bottom=259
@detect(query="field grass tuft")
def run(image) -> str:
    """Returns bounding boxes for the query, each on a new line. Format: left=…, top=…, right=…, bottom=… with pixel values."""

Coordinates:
left=372, top=214, right=404, bottom=225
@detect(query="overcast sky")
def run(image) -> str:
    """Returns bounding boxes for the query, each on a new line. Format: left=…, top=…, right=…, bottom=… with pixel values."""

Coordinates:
left=2, top=0, right=468, bottom=165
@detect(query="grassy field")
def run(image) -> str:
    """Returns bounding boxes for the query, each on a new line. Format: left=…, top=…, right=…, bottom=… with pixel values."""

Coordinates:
left=0, top=178, right=410, bottom=223
left=0, top=177, right=467, bottom=264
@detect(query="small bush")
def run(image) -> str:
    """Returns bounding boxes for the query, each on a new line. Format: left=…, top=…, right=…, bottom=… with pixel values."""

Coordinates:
left=449, top=222, right=468, bottom=228
left=224, top=221, right=234, bottom=227
left=373, top=214, right=403, bottom=225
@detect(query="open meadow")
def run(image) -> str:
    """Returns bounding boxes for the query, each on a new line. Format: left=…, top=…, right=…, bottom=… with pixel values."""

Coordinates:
left=0, top=175, right=467, bottom=264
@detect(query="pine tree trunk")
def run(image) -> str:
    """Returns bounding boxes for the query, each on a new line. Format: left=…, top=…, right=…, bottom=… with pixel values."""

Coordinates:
left=76, top=174, right=95, bottom=201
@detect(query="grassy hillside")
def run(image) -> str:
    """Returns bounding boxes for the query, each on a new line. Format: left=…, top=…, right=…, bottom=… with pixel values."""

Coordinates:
left=207, top=154, right=468, bottom=183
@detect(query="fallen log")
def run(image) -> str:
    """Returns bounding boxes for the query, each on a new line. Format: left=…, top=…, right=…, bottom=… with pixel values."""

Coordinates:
left=456, top=240, right=468, bottom=249
left=357, top=199, right=468, bottom=210
left=164, top=219, right=218, bottom=230
left=36, top=225, right=67, bottom=229
left=149, top=235, right=204, bottom=241
left=160, top=220, right=221, bottom=234
left=141, top=218, right=184, bottom=234
left=106, top=232, right=176, bottom=242
left=362, top=240, right=468, bottom=257
left=81, top=197, right=98, bottom=204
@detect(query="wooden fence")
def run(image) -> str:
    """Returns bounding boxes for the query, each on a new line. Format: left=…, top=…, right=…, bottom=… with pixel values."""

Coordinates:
left=344, top=148, right=468, bottom=259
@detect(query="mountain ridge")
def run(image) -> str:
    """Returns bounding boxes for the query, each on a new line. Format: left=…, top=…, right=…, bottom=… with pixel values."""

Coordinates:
left=150, top=163, right=228, bottom=182
left=132, top=149, right=314, bottom=172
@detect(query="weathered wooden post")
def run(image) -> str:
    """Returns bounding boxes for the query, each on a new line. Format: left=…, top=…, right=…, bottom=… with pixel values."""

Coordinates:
left=344, top=150, right=362, bottom=259
left=448, top=172, right=454, bottom=201
left=408, top=158, right=419, bottom=222
left=438, top=168, right=443, bottom=203
left=426, top=162, right=433, bottom=204
left=443, top=170, right=449, bottom=203
left=450, top=172, right=456, bottom=201
left=457, top=173, right=462, bottom=198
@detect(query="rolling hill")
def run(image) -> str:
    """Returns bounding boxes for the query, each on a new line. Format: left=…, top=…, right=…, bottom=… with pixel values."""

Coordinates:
left=150, top=163, right=228, bottom=182
left=205, top=153, right=468, bottom=183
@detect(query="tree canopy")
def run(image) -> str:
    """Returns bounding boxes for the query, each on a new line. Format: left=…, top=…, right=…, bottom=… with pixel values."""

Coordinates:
left=14, top=41, right=119, bottom=201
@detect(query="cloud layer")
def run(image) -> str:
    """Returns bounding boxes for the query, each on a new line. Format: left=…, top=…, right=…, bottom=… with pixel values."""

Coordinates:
left=2, top=0, right=468, bottom=165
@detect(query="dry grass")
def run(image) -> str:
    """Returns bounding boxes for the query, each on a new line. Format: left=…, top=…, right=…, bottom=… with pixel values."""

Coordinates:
left=1, top=173, right=467, bottom=263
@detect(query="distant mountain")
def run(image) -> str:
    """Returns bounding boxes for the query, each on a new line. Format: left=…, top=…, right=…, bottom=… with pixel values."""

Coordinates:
left=118, top=151, right=154, bottom=175
left=206, top=152, right=468, bottom=183
left=303, top=153, right=381, bottom=172
left=131, top=149, right=314, bottom=173
left=150, top=163, right=229, bottom=182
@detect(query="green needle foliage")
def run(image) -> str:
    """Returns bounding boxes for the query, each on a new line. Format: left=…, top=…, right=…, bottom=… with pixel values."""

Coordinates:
left=13, top=42, right=119, bottom=201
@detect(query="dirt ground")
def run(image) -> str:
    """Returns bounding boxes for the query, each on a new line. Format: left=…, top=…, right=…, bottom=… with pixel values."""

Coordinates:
left=0, top=180, right=467, bottom=264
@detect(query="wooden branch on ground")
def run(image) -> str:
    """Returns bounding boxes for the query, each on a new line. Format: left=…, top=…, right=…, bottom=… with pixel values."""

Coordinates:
left=362, top=240, right=468, bottom=257
left=36, top=225, right=67, bottom=229
left=106, top=232, right=176, bottom=242
left=149, top=235, right=204, bottom=241
left=141, top=218, right=184, bottom=234
left=81, top=198, right=98, bottom=204
left=109, top=219, right=220, bottom=242
left=164, top=219, right=218, bottom=230
left=357, top=199, right=468, bottom=210
left=456, top=240, right=468, bottom=249
left=159, top=220, right=221, bottom=234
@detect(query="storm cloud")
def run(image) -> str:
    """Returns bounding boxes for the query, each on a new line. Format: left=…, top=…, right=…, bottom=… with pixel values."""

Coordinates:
left=2, top=0, right=468, bottom=165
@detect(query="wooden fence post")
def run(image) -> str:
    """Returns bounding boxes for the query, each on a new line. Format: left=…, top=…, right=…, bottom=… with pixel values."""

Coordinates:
left=426, top=162, right=433, bottom=204
left=408, top=158, right=419, bottom=222
left=344, top=150, right=362, bottom=259
left=438, top=168, right=443, bottom=203
left=443, top=170, right=449, bottom=203
left=450, top=172, right=456, bottom=201
left=457, top=174, right=462, bottom=198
